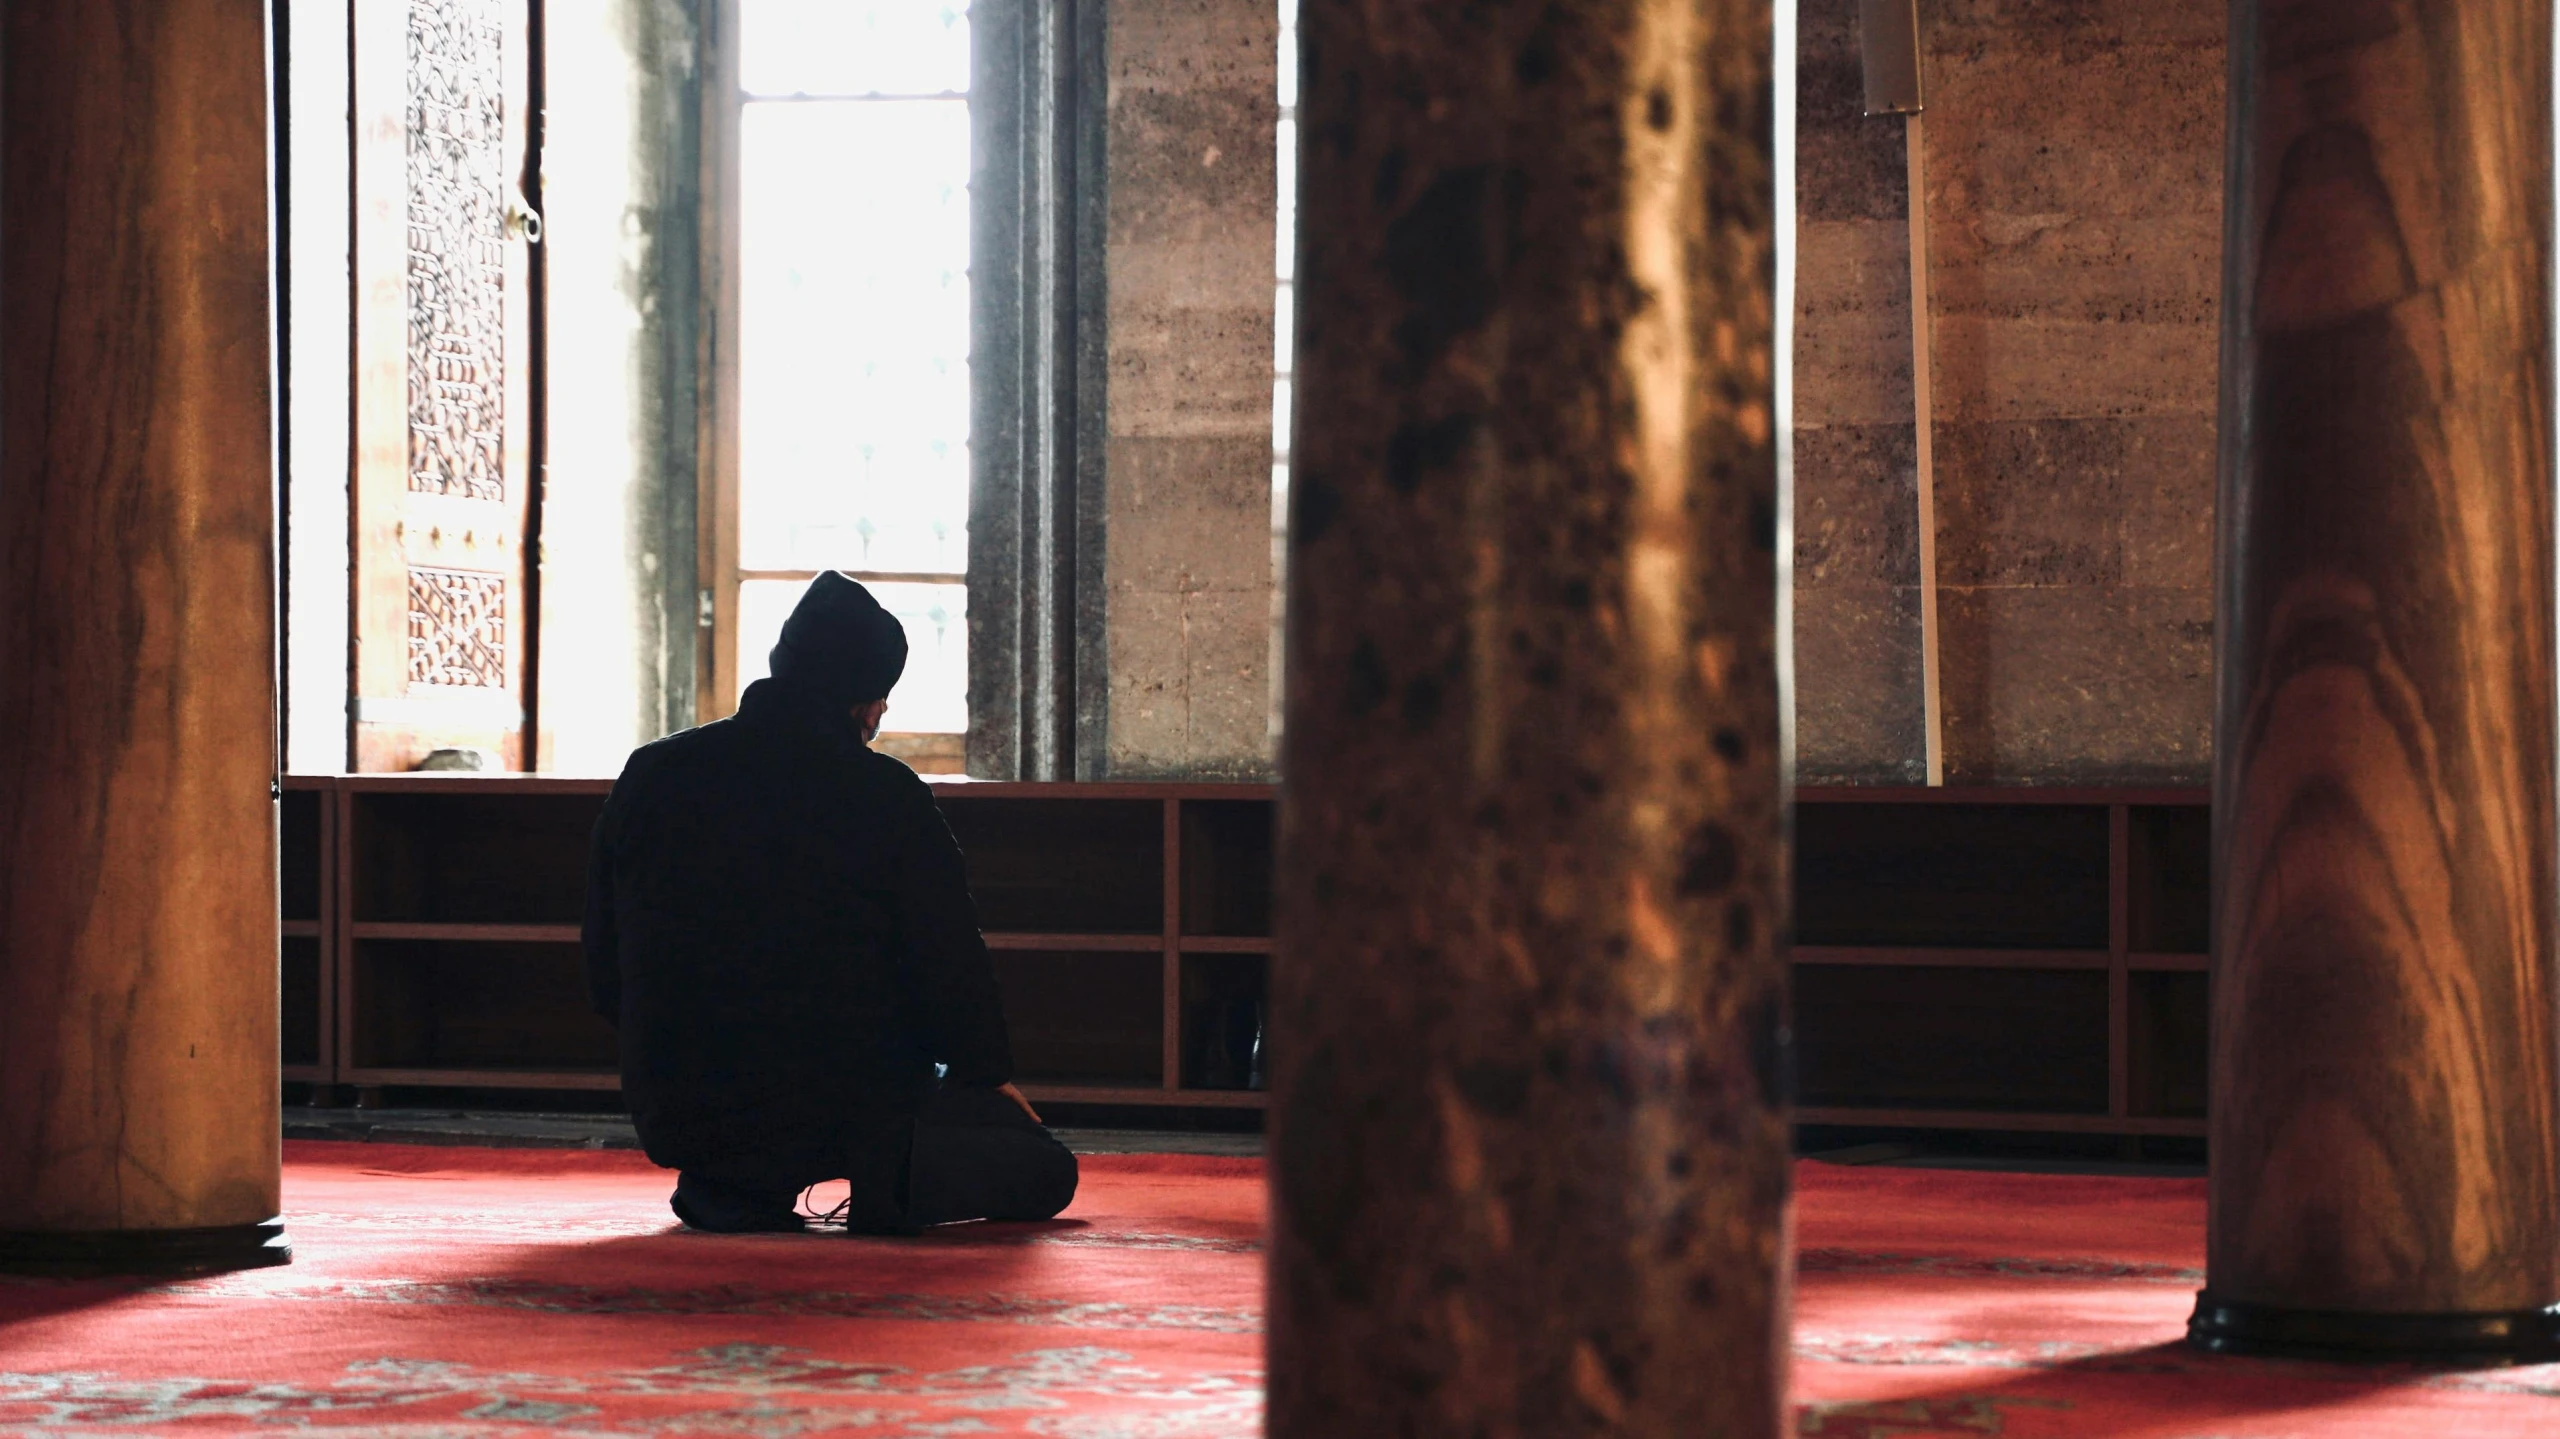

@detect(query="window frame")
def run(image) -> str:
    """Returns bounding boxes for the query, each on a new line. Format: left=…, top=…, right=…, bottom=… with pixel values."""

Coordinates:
left=697, top=0, right=743, bottom=727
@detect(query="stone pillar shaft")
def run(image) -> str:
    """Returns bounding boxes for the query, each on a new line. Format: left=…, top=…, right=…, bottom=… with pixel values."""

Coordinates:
left=1270, top=2, right=1787, bottom=1432
left=0, top=0, right=287, bottom=1274
left=2196, top=0, right=2560, bottom=1359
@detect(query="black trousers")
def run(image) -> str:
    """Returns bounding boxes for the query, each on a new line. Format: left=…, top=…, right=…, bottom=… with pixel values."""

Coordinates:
left=673, top=1083, right=1079, bottom=1234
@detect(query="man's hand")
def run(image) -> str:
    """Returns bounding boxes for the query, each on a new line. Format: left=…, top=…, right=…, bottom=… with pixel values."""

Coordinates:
left=996, top=1082, right=1042, bottom=1125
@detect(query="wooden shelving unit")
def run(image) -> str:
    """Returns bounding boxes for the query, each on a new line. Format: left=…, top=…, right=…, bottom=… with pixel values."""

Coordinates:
left=1792, top=786, right=2209, bottom=1140
left=275, top=777, right=2210, bottom=1136
left=279, top=775, right=334, bottom=1088
left=278, top=776, right=1280, bottom=1110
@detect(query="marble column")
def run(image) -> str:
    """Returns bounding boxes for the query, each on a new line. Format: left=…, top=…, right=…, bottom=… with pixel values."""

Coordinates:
left=2193, top=0, right=2560, bottom=1360
left=1269, top=2, right=1787, bottom=1433
left=0, top=0, right=288, bottom=1274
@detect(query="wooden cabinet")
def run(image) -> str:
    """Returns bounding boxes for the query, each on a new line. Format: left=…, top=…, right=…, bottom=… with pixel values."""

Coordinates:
left=277, top=778, right=2207, bottom=1134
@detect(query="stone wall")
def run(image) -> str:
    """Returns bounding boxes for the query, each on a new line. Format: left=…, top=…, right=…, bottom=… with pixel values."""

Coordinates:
left=1793, top=0, right=2224, bottom=784
left=1099, top=0, right=1280, bottom=778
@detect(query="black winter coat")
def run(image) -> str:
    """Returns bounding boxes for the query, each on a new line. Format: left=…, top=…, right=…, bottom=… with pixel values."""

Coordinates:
left=581, top=677, right=1013, bottom=1171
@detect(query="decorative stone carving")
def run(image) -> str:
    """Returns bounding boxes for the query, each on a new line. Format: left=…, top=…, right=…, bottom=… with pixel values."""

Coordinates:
left=407, top=568, right=507, bottom=688
left=404, top=0, right=507, bottom=503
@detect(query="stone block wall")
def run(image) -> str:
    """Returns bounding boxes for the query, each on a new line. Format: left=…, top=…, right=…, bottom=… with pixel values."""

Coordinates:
left=1101, top=0, right=1280, bottom=778
left=1793, top=0, right=2224, bottom=784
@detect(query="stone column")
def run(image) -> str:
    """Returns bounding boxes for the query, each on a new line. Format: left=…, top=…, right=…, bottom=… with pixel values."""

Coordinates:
left=1270, top=2, right=1787, bottom=1433
left=2194, top=0, right=2560, bottom=1360
left=0, top=0, right=288, bottom=1274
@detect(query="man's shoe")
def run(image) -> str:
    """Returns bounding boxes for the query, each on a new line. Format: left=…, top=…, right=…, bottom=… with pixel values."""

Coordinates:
left=671, top=1177, right=807, bottom=1233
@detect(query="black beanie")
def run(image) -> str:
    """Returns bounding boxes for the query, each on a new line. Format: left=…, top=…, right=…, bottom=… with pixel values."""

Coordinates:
left=768, top=572, right=909, bottom=707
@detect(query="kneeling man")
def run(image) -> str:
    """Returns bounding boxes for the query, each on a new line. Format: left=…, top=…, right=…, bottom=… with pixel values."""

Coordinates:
left=583, top=572, right=1077, bottom=1233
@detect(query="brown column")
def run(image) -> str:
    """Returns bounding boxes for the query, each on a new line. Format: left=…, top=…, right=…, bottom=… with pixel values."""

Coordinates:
left=2195, top=0, right=2559, bottom=1360
left=1270, top=2, right=1786, bottom=1433
left=0, top=1, right=287, bottom=1274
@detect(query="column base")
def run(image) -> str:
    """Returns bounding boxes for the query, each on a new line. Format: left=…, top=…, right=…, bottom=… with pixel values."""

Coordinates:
left=2189, top=1291, right=2560, bottom=1364
left=0, top=1220, right=290, bottom=1277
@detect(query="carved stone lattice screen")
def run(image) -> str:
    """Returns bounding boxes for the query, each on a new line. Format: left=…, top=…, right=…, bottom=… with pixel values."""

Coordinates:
left=404, top=0, right=507, bottom=504
left=407, top=568, right=508, bottom=688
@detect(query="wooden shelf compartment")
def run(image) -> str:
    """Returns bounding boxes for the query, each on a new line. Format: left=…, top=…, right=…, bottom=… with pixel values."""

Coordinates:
left=938, top=794, right=1165, bottom=936
left=281, top=777, right=335, bottom=1081
left=347, top=937, right=617, bottom=1074
left=992, top=948, right=1166, bottom=1090
left=2128, top=969, right=2209, bottom=1119
left=345, top=785, right=607, bottom=925
left=1180, top=951, right=1268, bottom=1093
left=283, top=934, right=324, bottom=1070
left=282, top=783, right=326, bottom=924
left=1180, top=798, right=1273, bottom=938
left=1794, top=963, right=2111, bottom=1115
left=2128, top=803, right=2211, bottom=955
left=1795, top=800, right=2112, bottom=950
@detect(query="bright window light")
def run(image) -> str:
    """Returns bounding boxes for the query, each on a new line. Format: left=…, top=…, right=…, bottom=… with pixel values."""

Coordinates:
left=733, top=2, right=973, bottom=733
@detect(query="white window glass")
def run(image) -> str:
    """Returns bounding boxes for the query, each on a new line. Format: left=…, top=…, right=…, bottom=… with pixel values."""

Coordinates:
left=1276, top=0, right=1298, bottom=108
left=733, top=4, right=972, bottom=731
left=1270, top=0, right=1299, bottom=740
left=1275, top=116, right=1297, bottom=283
left=1273, top=0, right=1298, bottom=460
left=739, top=100, right=971, bottom=576
left=737, top=578, right=970, bottom=734
left=740, top=0, right=968, bottom=98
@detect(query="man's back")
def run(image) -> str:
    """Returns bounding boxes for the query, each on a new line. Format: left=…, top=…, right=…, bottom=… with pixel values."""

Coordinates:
left=582, top=676, right=1012, bottom=1173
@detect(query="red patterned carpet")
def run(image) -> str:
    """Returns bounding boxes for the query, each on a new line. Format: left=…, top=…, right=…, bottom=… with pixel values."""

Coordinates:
left=1790, top=1164, right=2560, bottom=1436
left=0, top=1141, right=2554, bottom=1436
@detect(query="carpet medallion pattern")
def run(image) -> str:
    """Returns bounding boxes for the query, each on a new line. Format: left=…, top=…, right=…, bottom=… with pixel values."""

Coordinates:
left=0, top=1344, right=1264, bottom=1435
left=2, top=1143, right=2557, bottom=1435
